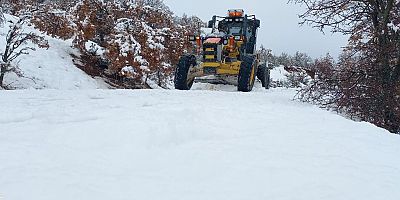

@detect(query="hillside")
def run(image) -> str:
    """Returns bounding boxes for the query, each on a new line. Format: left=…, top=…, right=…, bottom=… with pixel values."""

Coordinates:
left=0, top=14, right=107, bottom=89
left=0, top=86, right=399, bottom=200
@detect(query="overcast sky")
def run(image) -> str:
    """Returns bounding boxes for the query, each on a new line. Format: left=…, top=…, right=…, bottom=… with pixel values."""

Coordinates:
left=163, top=0, right=348, bottom=58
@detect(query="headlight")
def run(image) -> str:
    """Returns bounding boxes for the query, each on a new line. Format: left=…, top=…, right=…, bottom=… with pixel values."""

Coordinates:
left=188, top=35, right=196, bottom=41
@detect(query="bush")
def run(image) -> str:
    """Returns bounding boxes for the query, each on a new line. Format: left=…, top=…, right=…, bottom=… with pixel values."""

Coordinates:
left=72, top=0, right=202, bottom=88
left=31, top=8, right=75, bottom=40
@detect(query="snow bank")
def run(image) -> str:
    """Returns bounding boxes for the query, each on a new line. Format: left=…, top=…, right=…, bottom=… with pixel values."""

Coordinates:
left=0, top=88, right=399, bottom=200
left=270, top=65, right=289, bottom=82
left=0, top=14, right=107, bottom=89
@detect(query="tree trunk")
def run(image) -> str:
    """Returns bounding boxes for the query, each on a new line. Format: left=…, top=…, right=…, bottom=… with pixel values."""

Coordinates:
left=0, top=64, right=6, bottom=88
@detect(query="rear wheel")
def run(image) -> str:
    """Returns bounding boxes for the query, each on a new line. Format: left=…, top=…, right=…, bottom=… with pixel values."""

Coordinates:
left=257, top=64, right=270, bottom=89
left=174, top=55, right=196, bottom=90
left=238, top=55, right=256, bottom=92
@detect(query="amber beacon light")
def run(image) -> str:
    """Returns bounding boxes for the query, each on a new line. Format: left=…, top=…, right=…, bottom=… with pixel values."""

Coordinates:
left=228, top=9, right=244, bottom=17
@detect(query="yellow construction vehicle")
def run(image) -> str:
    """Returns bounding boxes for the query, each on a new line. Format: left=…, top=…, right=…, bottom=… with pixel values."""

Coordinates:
left=174, top=9, right=270, bottom=92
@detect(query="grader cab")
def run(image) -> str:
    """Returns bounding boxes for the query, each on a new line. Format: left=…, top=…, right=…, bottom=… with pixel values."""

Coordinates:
left=174, top=9, right=270, bottom=92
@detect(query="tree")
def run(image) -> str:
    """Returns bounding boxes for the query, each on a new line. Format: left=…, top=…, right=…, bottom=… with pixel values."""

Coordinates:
left=292, top=51, right=313, bottom=69
left=293, top=0, right=400, bottom=133
left=73, top=0, right=115, bottom=47
left=0, top=16, right=49, bottom=89
left=0, top=0, right=44, bottom=16
left=275, top=52, right=291, bottom=67
left=0, top=7, right=4, bottom=26
left=31, top=3, right=75, bottom=40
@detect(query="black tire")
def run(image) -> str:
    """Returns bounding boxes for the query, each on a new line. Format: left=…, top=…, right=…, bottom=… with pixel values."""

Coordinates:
left=174, top=55, right=196, bottom=90
left=257, top=64, right=271, bottom=89
left=238, top=55, right=256, bottom=92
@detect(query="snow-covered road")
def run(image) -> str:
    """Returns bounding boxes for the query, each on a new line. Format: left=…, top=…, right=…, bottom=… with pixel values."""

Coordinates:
left=1, top=87, right=399, bottom=200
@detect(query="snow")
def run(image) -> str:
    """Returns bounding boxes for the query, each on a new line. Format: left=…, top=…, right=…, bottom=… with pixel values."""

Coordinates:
left=0, top=14, right=107, bottom=89
left=388, top=19, right=399, bottom=32
left=85, top=40, right=106, bottom=57
left=1, top=86, right=400, bottom=200
left=270, top=65, right=289, bottom=82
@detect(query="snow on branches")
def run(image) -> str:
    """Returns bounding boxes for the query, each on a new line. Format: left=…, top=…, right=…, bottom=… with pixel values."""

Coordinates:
left=31, top=7, right=75, bottom=40
left=0, top=7, right=4, bottom=26
left=72, top=0, right=202, bottom=88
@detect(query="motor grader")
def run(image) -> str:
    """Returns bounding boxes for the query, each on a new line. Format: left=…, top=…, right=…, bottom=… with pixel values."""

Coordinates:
left=174, top=9, right=270, bottom=92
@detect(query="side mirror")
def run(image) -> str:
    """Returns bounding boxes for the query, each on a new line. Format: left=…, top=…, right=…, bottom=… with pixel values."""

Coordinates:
left=208, top=16, right=217, bottom=28
left=208, top=20, right=214, bottom=28
left=255, top=20, right=261, bottom=28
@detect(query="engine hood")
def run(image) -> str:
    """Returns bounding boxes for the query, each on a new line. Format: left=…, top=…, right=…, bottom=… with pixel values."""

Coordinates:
left=204, top=38, right=222, bottom=44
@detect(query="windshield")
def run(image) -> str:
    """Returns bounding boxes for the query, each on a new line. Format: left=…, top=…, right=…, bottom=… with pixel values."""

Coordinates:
left=229, top=26, right=242, bottom=35
left=218, top=21, right=244, bottom=35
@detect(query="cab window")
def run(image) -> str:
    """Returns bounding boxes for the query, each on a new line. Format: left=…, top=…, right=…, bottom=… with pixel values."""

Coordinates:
left=229, top=26, right=242, bottom=35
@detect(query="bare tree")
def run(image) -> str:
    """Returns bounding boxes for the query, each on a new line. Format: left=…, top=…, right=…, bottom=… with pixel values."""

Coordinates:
left=0, top=7, right=4, bottom=26
left=292, top=0, right=400, bottom=133
left=0, top=16, right=49, bottom=89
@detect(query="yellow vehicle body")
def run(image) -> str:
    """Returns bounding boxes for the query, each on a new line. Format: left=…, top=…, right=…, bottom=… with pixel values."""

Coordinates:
left=203, top=61, right=241, bottom=75
left=189, top=38, right=247, bottom=79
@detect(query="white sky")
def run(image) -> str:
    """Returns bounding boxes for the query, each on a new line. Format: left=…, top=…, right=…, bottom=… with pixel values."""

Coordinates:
left=163, top=0, right=348, bottom=58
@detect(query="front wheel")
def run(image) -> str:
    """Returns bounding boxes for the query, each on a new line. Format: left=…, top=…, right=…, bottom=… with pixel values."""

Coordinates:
left=238, top=55, right=256, bottom=92
left=174, top=55, right=196, bottom=90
